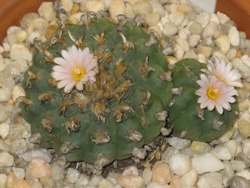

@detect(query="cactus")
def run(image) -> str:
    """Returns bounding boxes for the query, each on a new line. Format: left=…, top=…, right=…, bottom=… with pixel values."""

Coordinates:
left=20, top=17, right=173, bottom=164
left=169, top=59, right=238, bottom=142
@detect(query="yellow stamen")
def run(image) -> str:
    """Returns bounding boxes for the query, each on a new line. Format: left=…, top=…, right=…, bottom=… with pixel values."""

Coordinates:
left=72, top=67, right=85, bottom=81
left=207, top=88, right=219, bottom=100
left=215, top=74, right=227, bottom=84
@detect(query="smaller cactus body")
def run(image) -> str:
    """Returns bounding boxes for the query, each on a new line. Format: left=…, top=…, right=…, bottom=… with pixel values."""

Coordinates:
left=169, top=59, right=238, bottom=142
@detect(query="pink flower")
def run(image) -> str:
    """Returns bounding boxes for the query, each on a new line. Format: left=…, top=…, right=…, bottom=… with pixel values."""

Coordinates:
left=196, top=74, right=237, bottom=114
left=202, top=58, right=243, bottom=87
left=51, top=45, right=98, bottom=93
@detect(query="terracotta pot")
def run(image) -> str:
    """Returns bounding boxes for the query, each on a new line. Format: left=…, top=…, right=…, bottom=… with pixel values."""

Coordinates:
left=0, top=0, right=53, bottom=41
left=0, top=0, right=249, bottom=41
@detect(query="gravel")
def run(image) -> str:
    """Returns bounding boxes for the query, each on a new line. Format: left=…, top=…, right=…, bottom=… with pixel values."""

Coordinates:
left=0, top=0, right=250, bottom=187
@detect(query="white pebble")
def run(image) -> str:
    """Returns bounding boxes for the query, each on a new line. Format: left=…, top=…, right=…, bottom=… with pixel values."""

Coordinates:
left=98, top=179, right=114, bottom=188
left=20, top=149, right=52, bottom=162
left=109, top=0, right=125, bottom=23
left=221, top=161, right=234, bottom=186
left=242, top=139, right=250, bottom=156
left=142, top=168, right=152, bottom=185
left=236, top=170, right=250, bottom=181
left=85, top=0, right=105, bottom=13
left=189, top=34, right=201, bottom=47
left=217, top=128, right=238, bottom=143
left=0, top=123, right=10, bottom=139
left=10, top=44, right=32, bottom=61
left=226, top=48, right=237, bottom=61
left=122, top=166, right=139, bottom=176
left=38, top=2, right=56, bottom=22
left=12, top=167, right=25, bottom=179
left=230, top=160, right=246, bottom=172
left=61, top=0, right=73, bottom=12
left=192, top=153, right=225, bottom=174
left=223, top=140, right=240, bottom=157
left=169, top=12, right=185, bottom=26
left=66, top=168, right=80, bottom=184
left=189, top=21, right=203, bottom=35
left=89, top=175, right=103, bottom=186
left=75, top=174, right=90, bottom=187
left=217, top=11, right=230, bottom=24
left=196, top=53, right=206, bottom=64
left=7, top=26, right=21, bottom=35
left=210, top=13, right=220, bottom=25
left=147, top=181, right=167, bottom=188
left=0, top=152, right=14, bottom=167
left=149, top=0, right=165, bottom=16
left=162, top=22, right=178, bottom=37
left=162, top=147, right=179, bottom=164
left=228, top=26, right=240, bottom=46
left=168, top=153, right=191, bottom=176
left=10, top=139, right=28, bottom=155
left=202, top=22, right=217, bottom=38
left=216, top=35, right=231, bottom=54
left=195, top=12, right=211, bottom=28
left=167, top=137, right=191, bottom=150
left=174, top=44, right=184, bottom=59
left=197, top=172, right=223, bottom=188
left=212, top=145, right=232, bottom=160
left=180, top=169, right=197, bottom=188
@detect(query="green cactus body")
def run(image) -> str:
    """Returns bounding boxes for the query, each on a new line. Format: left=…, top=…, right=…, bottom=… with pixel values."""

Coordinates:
left=20, top=18, right=172, bottom=163
left=169, top=59, right=238, bottom=142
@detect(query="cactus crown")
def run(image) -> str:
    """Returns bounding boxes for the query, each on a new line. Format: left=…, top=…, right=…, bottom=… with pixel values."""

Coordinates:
left=20, top=17, right=172, bottom=164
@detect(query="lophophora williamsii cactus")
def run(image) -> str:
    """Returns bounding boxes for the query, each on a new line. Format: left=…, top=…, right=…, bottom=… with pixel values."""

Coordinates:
left=169, top=58, right=242, bottom=142
left=20, top=16, right=173, bottom=165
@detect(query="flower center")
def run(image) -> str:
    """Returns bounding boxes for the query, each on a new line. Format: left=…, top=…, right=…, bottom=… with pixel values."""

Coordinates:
left=207, top=88, right=219, bottom=100
left=72, top=67, right=85, bottom=81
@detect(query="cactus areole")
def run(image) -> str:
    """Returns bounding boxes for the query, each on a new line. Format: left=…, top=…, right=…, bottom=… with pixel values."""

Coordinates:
left=20, top=17, right=172, bottom=164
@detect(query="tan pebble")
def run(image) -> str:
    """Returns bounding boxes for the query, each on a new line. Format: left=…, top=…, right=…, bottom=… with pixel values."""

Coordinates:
left=7, top=171, right=16, bottom=188
left=69, top=13, right=84, bottom=24
left=238, top=98, right=250, bottom=111
left=71, top=3, right=79, bottom=14
left=216, top=35, right=230, bottom=54
left=15, top=30, right=27, bottom=42
left=238, top=119, right=250, bottom=138
left=117, top=176, right=144, bottom=188
left=170, top=175, right=181, bottom=188
left=61, top=0, right=73, bottom=12
left=177, top=4, right=193, bottom=13
left=85, top=0, right=105, bottom=13
left=237, top=50, right=243, bottom=58
left=190, top=141, right=212, bottom=154
left=0, top=122, right=10, bottom=139
left=45, top=25, right=58, bottom=40
left=0, top=152, right=14, bottom=167
left=12, top=179, right=30, bottom=188
left=38, top=2, right=56, bottom=22
left=122, top=166, right=139, bottom=176
left=12, top=85, right=25, bottom=102
left=132, top=2, right=152, bottom=17
left=109, top=0, right=125, bottom=23
left=98, top=179, right=114, bottom=188
left=31, top=157, right=51, bottom=178
left=0, top=174, right=8, bottom=188
left=152, top=163, right=171, bottom=185
left=125, top=3, right=135, bottom=18
left=40, top=177, right=55, bottom=188
left=145, top=12, right=160, bottom=26
left=197, top=45, right=213, bottom=58
left=169, top=12, right=185, bottom=26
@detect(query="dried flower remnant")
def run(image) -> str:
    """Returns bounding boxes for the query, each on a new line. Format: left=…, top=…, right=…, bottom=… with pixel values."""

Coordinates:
left=196, top=74, right=237, bottom=114
left=202, top=58, right=243, bottom=87
left=51, top=45, right=98, bottom=93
